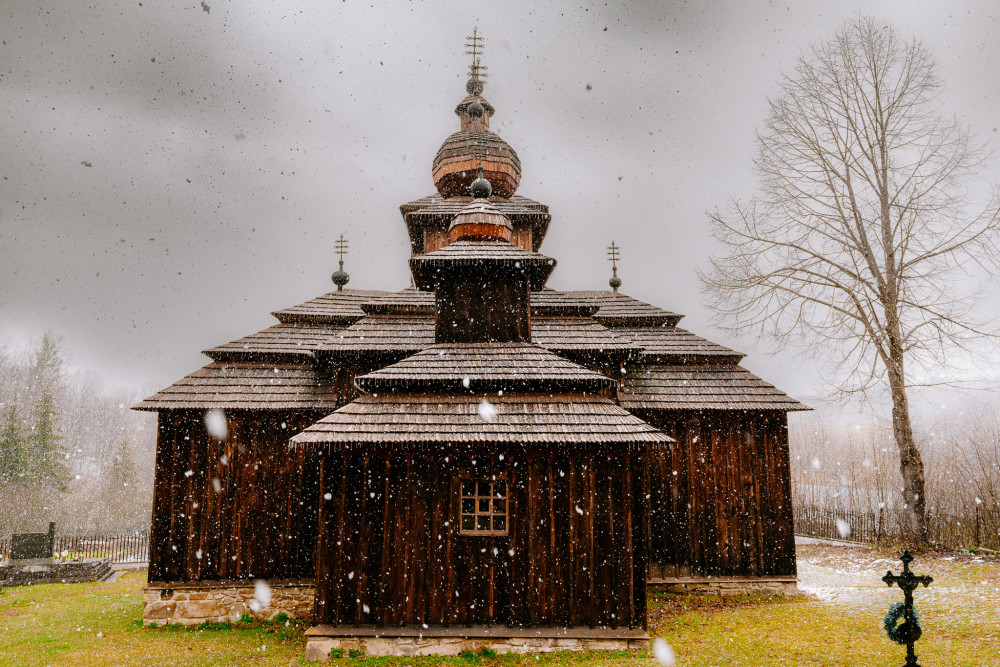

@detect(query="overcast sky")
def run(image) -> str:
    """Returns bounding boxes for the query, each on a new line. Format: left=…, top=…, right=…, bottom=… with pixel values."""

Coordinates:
left=2, top=0, right=999, bottom=418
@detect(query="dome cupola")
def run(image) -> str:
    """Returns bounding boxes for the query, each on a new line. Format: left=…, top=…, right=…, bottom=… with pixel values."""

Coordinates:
left=431, top=29, right=522, bottom=199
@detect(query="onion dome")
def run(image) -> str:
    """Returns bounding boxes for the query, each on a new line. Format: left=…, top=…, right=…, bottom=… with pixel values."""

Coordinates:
left=432, top=38, right=521, bottom=199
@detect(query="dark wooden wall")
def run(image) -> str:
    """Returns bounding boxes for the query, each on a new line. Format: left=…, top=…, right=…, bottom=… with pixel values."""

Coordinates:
left=148, top=410, right=324, bottom=583
left=641, top=410, right=796, bottom=579
left=435, top=270, right=531, bottom=344
left=314, top=453, right=647, bottom=629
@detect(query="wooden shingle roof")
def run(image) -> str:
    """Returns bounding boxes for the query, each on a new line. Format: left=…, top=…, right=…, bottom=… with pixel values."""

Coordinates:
left=271, top=289, right=389, bottom=324
left=317, top=316, right=637, bottom=356
left=619, top=364, right=809, bottom=412
left=360, top=288, right=434, bottom=315
left=133, top=362, right=337, bottom=411
left=355, top=289, right=670, bottom=322
left=291, top=392, right=671, bottom=448
left=409, top=241, right=555, bottom=290
left=355, top=343, right=615, bottom=393
left=615, top=326, right=745, bottom=364
left=532, top=290, right=683, bottom=327
left=401, top=194, right=551, bottom=254
left=203, top=322, right=349, bottom=361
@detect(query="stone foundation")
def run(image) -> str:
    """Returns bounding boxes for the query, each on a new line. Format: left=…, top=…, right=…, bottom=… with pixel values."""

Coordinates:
left=648, top=576, right=798, bottom=596
left=304, top=625, right=649, bottom=659
left=142, top=580, right=315, bottom=626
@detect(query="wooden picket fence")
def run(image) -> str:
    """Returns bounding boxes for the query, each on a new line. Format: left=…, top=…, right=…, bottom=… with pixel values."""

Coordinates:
left=0, top=532, right=150, bottom=563
left=795, top=504, right=999, bottom=550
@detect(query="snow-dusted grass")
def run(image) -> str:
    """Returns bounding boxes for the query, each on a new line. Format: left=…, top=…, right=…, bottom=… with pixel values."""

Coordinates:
left=1, top=545, right=998, bottom=666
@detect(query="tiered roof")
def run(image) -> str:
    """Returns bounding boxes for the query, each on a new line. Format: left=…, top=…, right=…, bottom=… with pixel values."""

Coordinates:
left=354, top=343, right=615, bottom=393
left=138, top=287, right=806, bottom=414
left=135, top=362, right=336, bottom=411
left=620, top=364, right=809, bottom=412
left=291, top=393, right=668, bottom=449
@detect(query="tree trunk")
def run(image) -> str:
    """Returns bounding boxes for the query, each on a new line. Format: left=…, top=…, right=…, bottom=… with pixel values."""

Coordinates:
left=887, top=347, right=928, bottom=545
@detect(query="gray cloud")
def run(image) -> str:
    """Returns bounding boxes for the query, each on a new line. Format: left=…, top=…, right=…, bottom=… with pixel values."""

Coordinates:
left=2, top=0, right=999, bottom=413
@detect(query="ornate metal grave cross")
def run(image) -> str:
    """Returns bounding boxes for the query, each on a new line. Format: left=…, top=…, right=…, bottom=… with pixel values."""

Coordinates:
left=882, top=550, right=933, bottom=667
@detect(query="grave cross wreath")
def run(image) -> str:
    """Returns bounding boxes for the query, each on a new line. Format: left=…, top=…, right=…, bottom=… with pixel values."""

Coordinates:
left=883, top=601, right=921, bottom=645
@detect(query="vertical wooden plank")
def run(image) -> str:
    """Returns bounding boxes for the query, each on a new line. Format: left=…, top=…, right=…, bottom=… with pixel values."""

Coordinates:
left=567, top=454, right=576, bottom=627
left=587, top=456, right=595, bottom=627
left=625, top=455, right=634, bottom=626
left=148, top=415, right=174, bottom=581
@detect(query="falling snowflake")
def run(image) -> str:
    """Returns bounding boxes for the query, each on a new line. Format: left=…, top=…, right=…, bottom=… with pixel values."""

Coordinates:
left=250, top=580, right=272, bottom=613
left=835, top=518, right=851, bottom=539
left=204, top=409, right=228, bottom=440
left=653, top=637, right=676, bottom=665
left=478, top=398, right=498, bottom=422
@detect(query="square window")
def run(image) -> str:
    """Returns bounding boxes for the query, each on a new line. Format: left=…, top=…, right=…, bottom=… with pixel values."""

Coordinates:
left=458, top=477, right=508, bottom=536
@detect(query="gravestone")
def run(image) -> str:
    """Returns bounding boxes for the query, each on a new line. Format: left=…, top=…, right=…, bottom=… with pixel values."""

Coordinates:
left=11, top=522, right=56, bottom=563
left=1, top=523, right=115, bottom=586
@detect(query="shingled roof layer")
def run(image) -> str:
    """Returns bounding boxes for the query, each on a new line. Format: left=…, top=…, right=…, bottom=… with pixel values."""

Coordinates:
left=355, top=343, right=615, bottom=393
left=204, top=322, right=350, bottom=361
left=410, top=241, right=555, bottom=290
left=271, top=288, right=677, bottom=326
left=401, top=193, right=551, bottom=253
left=318, top=316, right=636, bottom=356
left=531, top=290, right=682, bottom=327
left=619, top=364, right=809, bottom=412
left=133, top=362, right=337, bottom=411
left=272, top=289, right=389, bottom=324
left=291, top=392, right=671, bottom=447
left=615, top=326, right=745, bottom=363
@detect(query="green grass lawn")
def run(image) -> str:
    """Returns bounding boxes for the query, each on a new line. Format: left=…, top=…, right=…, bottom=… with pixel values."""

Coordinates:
left=1, top=546, right=997, bottom=666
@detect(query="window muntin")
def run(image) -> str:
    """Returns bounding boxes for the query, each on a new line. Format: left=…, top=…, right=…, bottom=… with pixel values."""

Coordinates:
left=459, top=478, right=507, bottom=535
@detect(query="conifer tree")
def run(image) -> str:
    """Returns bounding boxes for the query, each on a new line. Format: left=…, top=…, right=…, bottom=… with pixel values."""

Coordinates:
left=0, top=403, right=27, bottom=484
left=28, top=390, right=68, bottom=492
left=100, top=437, right=145, bottom=531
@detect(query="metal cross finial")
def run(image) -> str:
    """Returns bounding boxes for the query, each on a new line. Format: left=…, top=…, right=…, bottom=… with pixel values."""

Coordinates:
left=466, top=26, right=488, bottom=80
left=335, top=233, right=349, bottom=265
left=882, top=550, right=933, bottom=667
left=331, top=233, right=351, bottom=291
left=607, top=241, right=622, bottom=293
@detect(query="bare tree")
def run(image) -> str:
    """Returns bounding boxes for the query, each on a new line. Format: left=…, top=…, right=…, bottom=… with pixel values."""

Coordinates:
left=702, top=17, right=1000, bottom=543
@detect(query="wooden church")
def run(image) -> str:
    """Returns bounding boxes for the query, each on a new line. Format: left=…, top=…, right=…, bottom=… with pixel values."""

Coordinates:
left=135, top=33, right=806, bottom=657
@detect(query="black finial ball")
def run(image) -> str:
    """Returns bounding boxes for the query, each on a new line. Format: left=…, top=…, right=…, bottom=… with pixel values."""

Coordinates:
left=466, top=77, right=484, bottom=96
left=468, top=100, right=485, bottom=119
left=331, top=269, right=350, bottom=288
left=609, top=275, right=622, bottom=291
left=470, top=174, right=492, bottom=199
